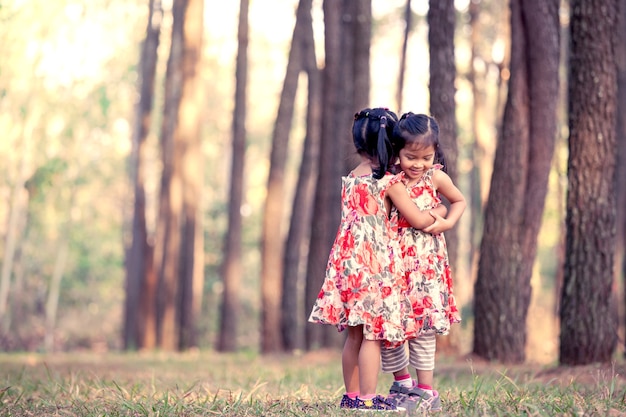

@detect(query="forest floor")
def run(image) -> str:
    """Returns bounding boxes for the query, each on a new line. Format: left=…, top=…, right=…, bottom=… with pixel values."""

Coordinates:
left=1, top=349, right=625, bottom=416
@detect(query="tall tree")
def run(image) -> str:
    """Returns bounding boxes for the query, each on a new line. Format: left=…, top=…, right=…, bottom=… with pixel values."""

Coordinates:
left=305, top=0, right=371, bottom=349
left=559, top=0, right=619, bottom=365
left=0, top=114, right=32, bottom=331
left=123, top=0, right=162, bottom=351
left=260, top=0, right=312, bottom=353
left=217, top=0, right=249, bottom=352
left=472, top=0, right=560, bottom=363
left=350, top=1, right=371, bottom=128
left=396, top=0, right=412, bottom=112
left=152, top=0, right=204, bottom=351
left=176, top=0, right=204, bottom=350
left=280, top=0, right=321, bottom=352
left=617, top=0, right=626, bottom=357
left=428, top=0, right=459, bottom=354
left=428, top=0, right=458, bottom=285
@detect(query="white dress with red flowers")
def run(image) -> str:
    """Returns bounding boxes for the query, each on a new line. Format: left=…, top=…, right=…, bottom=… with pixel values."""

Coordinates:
left=395, top=166, right=461, bottom=335
left=308, top=173, right=413, bottom=344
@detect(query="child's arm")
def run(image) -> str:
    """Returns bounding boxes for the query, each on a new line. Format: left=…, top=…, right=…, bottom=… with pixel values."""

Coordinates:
left=423, top=170, right=466, bottom=235
left=387, top=182, right=442, bottom=230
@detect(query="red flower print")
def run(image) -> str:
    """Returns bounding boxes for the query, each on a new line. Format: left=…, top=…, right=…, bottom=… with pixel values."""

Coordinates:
left=381, top=286, right=392, bottom=298
left=356, top=241, right=381, bottom=273
left=351, top=184, right=379, bottom=215
left=340, top=288, right=351, bottom=303
left=413, top=301, right=424, bottom=316
left=339, top=231, right=355, bottom=257
left=371, top=315, right=384, bottom=335
left=326, top=305, right=340, bottom=323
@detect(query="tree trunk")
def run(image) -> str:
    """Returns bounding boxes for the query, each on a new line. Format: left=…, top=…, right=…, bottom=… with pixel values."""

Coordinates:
left=44, top=238, right=69, bottom=352
left=396, top=0, right=411, bottom=112
left=281, top=0, right=321, bottom=352
left=428, top=0, right=458, bottom=271
left=124, top=0, right=162, bottom=351
left=473, top=0, right=560, bottom=363
left=340, top=0, right=370, bottom=173
left=617, top=0, right=626, bottom=358
left=559, top=0, right=618, bottom=365
left=177, top=0, right=203, bottom=350
left=350, top=0, right=371, bottom=125
left=427, top=0, right=459, bottom=354
left=259, top=0, right=309, bottom=354
left=305, top=0, right=346, bottom=349
left=0, top=120, right=31, bottom=332
left=217, top=0, right=249, bottom=352
left=154, top=0, right=190, bottom=351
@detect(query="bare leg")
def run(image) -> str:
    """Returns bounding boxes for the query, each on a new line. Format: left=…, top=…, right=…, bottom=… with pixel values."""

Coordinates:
left=342, top=326, right=363, bottom=393
left=358, top=338, right=381, bottom=396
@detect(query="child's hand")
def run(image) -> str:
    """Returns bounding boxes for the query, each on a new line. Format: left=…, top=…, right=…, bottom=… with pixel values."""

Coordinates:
left=422, top=211, right=450, bottom=234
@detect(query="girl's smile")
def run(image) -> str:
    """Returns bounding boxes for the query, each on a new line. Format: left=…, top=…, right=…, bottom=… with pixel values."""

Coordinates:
left=398, top=144, right=436, bottom=183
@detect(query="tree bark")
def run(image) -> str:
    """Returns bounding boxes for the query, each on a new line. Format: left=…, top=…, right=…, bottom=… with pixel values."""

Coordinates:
left=124, top=0, right=162, bottom=351
left=473, top=0, right=560, bottom=363
left=559, top=0, right=619, bottom=365
left=217, top=0, right=249, bottom=352
left=281, top=0, right=321, bottom=352
left=305, top=0, right=346, bottom=349
left=396, top=0, right=412, bottom=112
left=0, top=116, right=32, bottom=332
left=259, top=0, right=310, bottom=354
left=154, top=0, right=190, bottom=351
left=427, top=0, right=462, bottom=355
left=177, top=0, right=203, bottom=350
left=617, top=0, right=626, bottom=358
left=428, top=0, right=458, bottom=271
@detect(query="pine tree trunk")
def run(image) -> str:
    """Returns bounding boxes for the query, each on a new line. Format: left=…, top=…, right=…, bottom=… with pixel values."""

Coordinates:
left=616, top=0, right=626, bottom=358
left=217, top=0, right=249, bottom=352
left=124, top=0, right=162, bottom=351
left=281, top=0, right=321, bottom=352
left=473, top=0, right=560, bottom=363
left=177, top=0, right=203, bottom=350
left=259, top=0, right=310, bottom=354
left=305, top=0, right=345, bottom=349
left=559, top=0, right=619, bottom=365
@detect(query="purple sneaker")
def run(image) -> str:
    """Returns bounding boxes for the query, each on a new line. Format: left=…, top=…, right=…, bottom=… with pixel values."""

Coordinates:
left=340, top=394, right=360, bottom=409
left=356, top=395, right=404, bottom=412
left=389, top=382, right=442, bottom=412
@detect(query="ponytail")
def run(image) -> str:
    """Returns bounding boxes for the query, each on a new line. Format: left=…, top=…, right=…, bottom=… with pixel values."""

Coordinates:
left=374, top=115, right=390, bottom=179
left=352, top=107, right=398, bottom=179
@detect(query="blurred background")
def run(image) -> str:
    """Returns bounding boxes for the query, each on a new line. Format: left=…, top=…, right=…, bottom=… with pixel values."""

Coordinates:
left=0, top=0, right=623, bottom=367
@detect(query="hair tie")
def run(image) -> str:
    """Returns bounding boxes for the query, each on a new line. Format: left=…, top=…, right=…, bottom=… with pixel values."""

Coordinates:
left=380, top=115, right=387, bottom=128
left=354, top=111, right=370, bottom=120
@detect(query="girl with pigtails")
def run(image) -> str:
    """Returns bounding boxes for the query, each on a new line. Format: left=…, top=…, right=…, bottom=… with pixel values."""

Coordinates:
left=308, top=107, right=448, bottom=411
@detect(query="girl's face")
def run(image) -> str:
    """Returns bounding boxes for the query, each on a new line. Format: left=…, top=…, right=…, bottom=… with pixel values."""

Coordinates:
left=398, top=143, right=436, bottom=182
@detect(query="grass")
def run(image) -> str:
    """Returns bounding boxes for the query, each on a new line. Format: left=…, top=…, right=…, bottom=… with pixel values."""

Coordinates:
left=1, top=349, right=625, bottom=416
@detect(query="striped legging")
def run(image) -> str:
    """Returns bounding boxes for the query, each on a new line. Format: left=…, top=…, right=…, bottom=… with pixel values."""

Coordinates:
left=381, top=331, right=436, bottom=373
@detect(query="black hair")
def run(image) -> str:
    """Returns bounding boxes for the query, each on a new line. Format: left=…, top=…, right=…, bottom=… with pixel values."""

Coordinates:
left=352, top=107, right=399, bottom=179
left=392, top=112, right=446, bottom=172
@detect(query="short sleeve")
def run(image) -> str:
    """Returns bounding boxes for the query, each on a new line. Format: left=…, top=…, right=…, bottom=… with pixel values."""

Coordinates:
left=386, top=172, right=406, bottom=188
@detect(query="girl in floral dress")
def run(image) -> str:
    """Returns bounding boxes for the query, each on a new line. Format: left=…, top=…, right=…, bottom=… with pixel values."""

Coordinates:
left=308, top=108, right=448, bottom=412
left=381, top=113, right=466, bottom=413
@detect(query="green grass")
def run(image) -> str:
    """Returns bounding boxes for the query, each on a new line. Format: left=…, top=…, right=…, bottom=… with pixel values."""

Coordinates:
left=1, top=350, right=625, bottom=416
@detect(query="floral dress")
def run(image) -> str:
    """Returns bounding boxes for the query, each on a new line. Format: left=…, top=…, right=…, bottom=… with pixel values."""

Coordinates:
left=308, top=173, right=414, bottom=344
left=395, top=166, right=461, bottom=335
